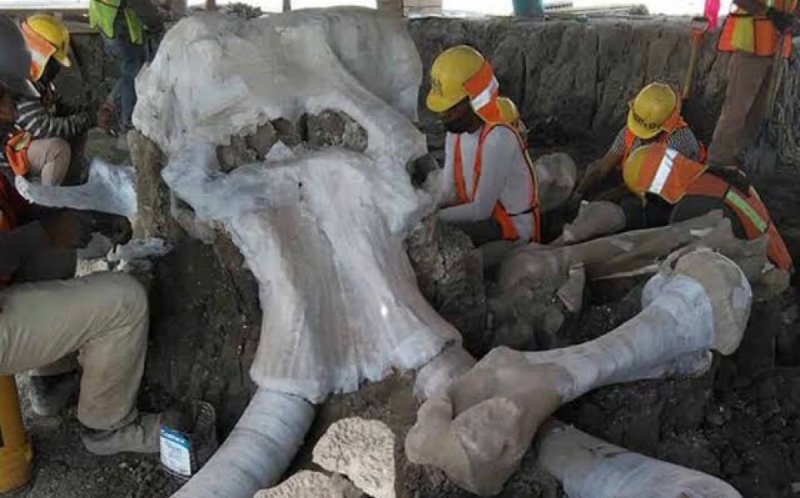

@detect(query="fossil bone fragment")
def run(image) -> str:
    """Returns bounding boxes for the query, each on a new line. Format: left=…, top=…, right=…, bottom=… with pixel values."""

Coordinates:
left=406, top=250, right=751, bottom=495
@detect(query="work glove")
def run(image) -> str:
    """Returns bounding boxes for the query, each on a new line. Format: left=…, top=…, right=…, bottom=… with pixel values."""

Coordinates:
left=767, top=8, right=794, bottom=33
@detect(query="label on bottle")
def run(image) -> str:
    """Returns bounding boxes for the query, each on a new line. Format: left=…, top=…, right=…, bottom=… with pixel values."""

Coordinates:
left=160, top=425, right=193, bottom=477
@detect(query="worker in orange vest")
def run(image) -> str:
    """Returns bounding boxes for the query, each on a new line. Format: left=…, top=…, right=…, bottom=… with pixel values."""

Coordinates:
left=426, top=45, right=541, bottom=247
left=0, top=19, right=160, bottom=455
left=708, top=0, right=797, bottom=166
left=622, top=143, right=792, bottom=272
left=574, top=82, right=704, bottom=201
left=3, top=15, right=113, bottom=187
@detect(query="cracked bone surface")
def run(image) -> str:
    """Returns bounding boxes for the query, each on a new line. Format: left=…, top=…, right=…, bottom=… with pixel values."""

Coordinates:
left=535, top=420, right=742, bottom=498
left=131, top=9, right=459, bottom=498
left=406, top=250, right=752, bottom=495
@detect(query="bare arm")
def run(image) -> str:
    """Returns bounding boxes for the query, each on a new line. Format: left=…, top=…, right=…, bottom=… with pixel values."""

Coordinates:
left=575, top=151, right=623, bottom=198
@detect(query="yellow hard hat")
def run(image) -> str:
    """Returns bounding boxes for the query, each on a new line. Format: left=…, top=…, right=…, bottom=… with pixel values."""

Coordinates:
left=426, top=45, right=486, bottom=113
left=497, top=96, right=520, bottom=124
left=626, top=83, right=678, bottom=140
left=622, top=144, right=652, bottom=199
left=25, top=14, right=71, bottom=68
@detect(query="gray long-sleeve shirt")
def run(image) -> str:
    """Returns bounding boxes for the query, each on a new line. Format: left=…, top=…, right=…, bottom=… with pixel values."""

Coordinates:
left=438, top=126, right=535, bottom=241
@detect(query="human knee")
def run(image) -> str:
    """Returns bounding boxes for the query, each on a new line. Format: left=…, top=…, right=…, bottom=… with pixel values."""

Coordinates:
left=90, top=272, right=149, bottom=318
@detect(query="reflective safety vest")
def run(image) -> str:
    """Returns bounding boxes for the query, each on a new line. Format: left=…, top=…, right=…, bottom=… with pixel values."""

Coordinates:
left=464, top=61, right=504, bottom=125
left=4, top=130, right=32, bottom=178
left=89, top=0, right=144, bottom=46
left=453, top=123, right=541, bottom=243
left=621, top=116, right=707, bottom=169
left=718, top=0, right=797, bottom=58
left=630, top=144, right=793, bottom=271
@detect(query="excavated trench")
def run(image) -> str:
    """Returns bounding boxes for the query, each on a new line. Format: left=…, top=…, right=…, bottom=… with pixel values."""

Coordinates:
left=23, top=12, right=800, bottom=498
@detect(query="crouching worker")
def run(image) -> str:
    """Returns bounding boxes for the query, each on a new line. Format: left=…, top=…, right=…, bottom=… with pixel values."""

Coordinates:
left=426, top=45, right=540, bottom=247
left=0, top=75, right=158, bottom=455
left=623, top=143, right=792, bottom=272
left=575, top=83, right=704, bottom=201
left=4, top=15, right=111, bottom=186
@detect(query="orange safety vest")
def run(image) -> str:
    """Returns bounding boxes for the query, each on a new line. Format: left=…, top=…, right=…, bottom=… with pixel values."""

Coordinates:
left=621, top=116, right=707, bottom=169
left=632, top=144, right=793, bottom=271
left=4, top=130, right=32, bottom=178
left=718, top=0, right=797, bottom=58
left=453, top=123, right=541, bottom=243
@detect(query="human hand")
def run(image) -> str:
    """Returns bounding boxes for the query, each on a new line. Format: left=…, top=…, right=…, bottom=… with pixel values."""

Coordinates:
left=41, top=211, right=93, bottom=249
left=96, top=104, right=116, bottom=131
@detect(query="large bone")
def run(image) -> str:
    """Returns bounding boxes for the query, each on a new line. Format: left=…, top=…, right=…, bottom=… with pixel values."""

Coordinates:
left=535, top=420, right=741, bottom=498
left=498, top=211, right=776, bottom=292
left=15, top=159, right=137, bottom=219
left=131, top=10, right=459, bottom=498
left=406, top=250, right=752, bottom=495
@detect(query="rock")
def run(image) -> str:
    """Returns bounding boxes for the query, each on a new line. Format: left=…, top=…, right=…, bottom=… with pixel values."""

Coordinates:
left=254, top=471, right=363, bottom=498
left=272, top=118, right=304, bottom=147
left=405, top=218, right=487, bottom=356
left=216, top=135, right=258, bottom=172
left=313, top=418, right=401, bottom=498
left=305, top=110, right=368, bottom=152
left=245, top=122, right=278, bottom=160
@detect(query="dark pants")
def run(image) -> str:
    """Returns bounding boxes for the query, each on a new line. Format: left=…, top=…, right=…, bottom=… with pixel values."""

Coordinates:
left=102, top=18, right=145, bottom=130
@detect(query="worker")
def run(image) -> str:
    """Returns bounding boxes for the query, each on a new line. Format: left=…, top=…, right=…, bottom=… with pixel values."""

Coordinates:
left=89, top=0, right=162, bottom=142
left=708, top=0, right=797, bottom=166
left=3, top=15, right=110, bottom=187
left=622, top=143, right=792, bottom=271
left=574, top=82, right=703, bottom=200
left=427, top=45, right=540, bottom=247
left=0, top=17, right=159, bottom=455
left=497, top=96, right=528, bottom=139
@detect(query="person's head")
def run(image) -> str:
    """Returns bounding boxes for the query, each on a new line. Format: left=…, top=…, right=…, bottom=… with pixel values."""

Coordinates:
left=0, top=14, right=39, bottom=99
left=627, top=82, right=681, bottom=142
left=426, top=45, right=504, bottom=134
left=22, top=14, right=72, bottom=83
left=622, top=143, right=707, bottom=202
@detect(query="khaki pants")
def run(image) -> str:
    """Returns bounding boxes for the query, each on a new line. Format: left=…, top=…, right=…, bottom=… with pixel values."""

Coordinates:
left=0, top=272, right=148, bottom=430
left=707, top=52, right=773, bottom=167
left=27, top=137, right=71, bottom=186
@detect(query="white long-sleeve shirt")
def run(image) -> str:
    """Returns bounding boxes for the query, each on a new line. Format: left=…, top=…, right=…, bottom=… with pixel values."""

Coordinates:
left=438, top=125, right=534, bottom=241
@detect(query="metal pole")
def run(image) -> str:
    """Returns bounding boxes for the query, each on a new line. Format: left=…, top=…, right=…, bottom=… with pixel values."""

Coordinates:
left=283, top=0, right=291, bottom=12
left=513, top=0, right=544, bottom=16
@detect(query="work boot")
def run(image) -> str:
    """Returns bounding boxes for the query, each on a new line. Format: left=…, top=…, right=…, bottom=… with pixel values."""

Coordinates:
left=81, top=413, right=161, bottom=456
left=28, top=372, right=80, bottom=417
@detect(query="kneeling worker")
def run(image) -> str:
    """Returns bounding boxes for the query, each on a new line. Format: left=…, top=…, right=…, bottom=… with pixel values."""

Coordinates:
left=0, top=17, right=158, bottom=456
left=623, top=143, right=792, bottom=272
left=4, top=14, right=110, bottom=186
left=426, top=45, right=540, bottom=246
left=575, top=82, right=704, bottom=200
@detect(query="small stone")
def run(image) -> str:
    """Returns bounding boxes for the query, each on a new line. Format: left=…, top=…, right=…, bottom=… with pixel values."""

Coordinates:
left=271, top=118, right=303, bottom=147
left=245, top=122, right=277, bottom=159
left=305, top=110, right=368, bottom=152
